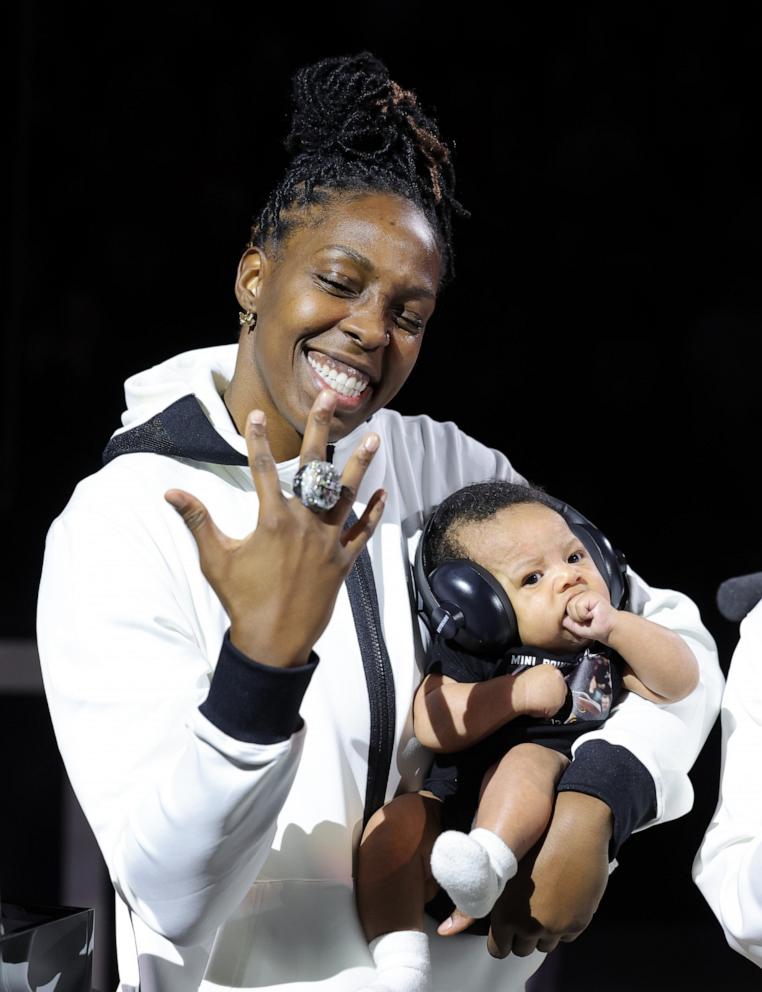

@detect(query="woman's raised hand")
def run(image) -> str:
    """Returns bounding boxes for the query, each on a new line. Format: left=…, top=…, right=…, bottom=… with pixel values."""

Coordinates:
left=165, top=390, right=386, bottom=667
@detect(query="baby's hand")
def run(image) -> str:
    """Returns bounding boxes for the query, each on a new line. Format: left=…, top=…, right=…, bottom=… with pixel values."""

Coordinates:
left=513, top=664, right=568, bottom=719
left=563, top=590, right=618, bottom=644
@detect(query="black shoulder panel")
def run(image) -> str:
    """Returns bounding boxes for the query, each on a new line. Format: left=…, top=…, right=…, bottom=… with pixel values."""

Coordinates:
left=102, top=394, right=248, bottom=467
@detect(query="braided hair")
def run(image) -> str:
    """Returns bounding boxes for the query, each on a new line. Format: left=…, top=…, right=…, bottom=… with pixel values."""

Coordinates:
left=251, top=52, right=468, bottom=286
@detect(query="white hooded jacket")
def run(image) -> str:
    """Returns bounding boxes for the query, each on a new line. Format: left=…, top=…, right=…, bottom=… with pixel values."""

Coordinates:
left=37, top=345, right=723, bottom=992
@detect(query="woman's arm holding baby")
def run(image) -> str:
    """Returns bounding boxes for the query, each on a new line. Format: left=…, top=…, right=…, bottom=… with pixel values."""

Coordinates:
left=564, top=590, right=699, bottom=703
left=413, top=665, right=568, bottom=752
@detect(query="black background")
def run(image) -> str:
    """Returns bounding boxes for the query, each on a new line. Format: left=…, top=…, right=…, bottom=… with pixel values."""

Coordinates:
left=4, top=5, right=762, bottom=989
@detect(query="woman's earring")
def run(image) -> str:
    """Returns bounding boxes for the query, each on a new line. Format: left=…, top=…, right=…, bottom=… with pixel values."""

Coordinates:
left=239, top=310, right=257, bottom=332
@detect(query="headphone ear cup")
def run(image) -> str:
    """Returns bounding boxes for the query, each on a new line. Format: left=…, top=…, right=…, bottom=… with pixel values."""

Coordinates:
left=429, top=560, right=519, bottom=655
left=556, top=504, right=628, bottom=611
left=573, top=525, right=627, bottom=611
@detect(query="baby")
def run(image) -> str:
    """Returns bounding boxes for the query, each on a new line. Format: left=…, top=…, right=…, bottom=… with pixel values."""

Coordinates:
left=355, top=481, right=699, bottom=992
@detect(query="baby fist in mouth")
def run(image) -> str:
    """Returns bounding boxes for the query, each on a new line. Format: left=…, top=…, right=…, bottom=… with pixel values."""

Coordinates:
left=563, top=590, right=617, bottom=643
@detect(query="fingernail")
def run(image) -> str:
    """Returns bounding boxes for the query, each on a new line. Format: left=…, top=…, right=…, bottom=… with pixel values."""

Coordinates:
left=248, top=410, right=266, bottom=432
left=440, top=916, right=452, bottom=932
left=363, top=433, right=379, bottom=452
left=317, top=389, right=335, bottom=410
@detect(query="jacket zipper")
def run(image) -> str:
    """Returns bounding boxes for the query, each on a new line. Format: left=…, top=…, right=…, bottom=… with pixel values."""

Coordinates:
left=344, top=517, right=397, bottom=829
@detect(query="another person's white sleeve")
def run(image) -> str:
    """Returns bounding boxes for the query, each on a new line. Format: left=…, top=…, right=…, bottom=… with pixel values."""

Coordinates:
left=693, top=602, right=762, bottom=967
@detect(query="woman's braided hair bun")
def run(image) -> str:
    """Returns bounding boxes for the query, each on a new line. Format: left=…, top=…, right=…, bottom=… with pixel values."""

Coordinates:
left=253, top=51, right=467, bottom=284
left=288, top=52, right=437, bottom=178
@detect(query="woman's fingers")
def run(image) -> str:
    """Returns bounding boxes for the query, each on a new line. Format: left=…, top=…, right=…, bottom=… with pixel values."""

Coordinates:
left=342, top=432, right=380, bottom=493
left=499, top=932, right=541, bottom=958
left=487, top=928, right=542, bottom=958
left=341, top=489, right=386, bottom=553
left=536, top=935, right=562, bottom=953
left=437, top=908, right=475, bottom=937
left=244, top=411, right=286, bottom=515
left=299, top=390, right=337, bottom=466
left=324, top=432, right=381, bottom=525
left=164, top=490, right=231, bottom=575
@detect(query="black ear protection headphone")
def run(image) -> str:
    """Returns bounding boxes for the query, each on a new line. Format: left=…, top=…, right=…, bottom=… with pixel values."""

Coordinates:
left=414, top=493, right=628, bottom=657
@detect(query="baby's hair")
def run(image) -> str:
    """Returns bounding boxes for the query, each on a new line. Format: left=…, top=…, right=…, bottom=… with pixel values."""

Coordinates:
left=251, top=51, right=468, bottom=286
left=426, top=481, right=560, bottom=573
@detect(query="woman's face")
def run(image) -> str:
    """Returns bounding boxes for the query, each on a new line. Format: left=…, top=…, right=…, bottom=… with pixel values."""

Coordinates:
left=233, top=191, right=442, bottom=461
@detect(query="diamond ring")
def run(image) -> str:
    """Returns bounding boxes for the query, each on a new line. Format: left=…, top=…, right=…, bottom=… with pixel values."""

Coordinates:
left=292, top=460, right=343, bottom=512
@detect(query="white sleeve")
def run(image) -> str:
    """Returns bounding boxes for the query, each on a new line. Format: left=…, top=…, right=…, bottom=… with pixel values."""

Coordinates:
left=570, top=566, right=724, bottom=826
left=693, top=603, right=762, bottom=967
left=405, top=415, right=527, bottom=509
left=37, top=499, right=312, bottom=946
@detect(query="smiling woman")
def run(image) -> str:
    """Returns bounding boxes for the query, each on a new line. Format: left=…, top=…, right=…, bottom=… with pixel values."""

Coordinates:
left=35, top=50, right=722, bottom=992
left=219, top=52, right=461, bottom=463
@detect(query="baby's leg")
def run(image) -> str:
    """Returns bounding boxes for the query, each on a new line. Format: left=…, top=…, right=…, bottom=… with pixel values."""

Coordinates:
left=476, top=741, right=570, bottom=857
left=357, top=791, right=442, bottom=938
left=431, top=743, right=569, bottom=924
left=355, top=792, right=442, bottom=992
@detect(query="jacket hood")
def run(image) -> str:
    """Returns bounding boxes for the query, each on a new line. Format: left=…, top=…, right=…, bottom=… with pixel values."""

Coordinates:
left=117, top=344, right=240, bottom=435
left=104, top=344, right=248, bottom=467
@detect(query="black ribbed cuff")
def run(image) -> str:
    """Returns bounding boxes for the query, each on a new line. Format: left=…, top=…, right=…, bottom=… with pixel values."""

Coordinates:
left=557, top=740, right=657, bottom=860
left=199, top=629, right=319, bottom=744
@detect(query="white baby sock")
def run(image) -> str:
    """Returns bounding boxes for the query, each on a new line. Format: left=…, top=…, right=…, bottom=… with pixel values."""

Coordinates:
left=357, top=930, right=432, bottom=992
left=430, top=827, right=518, bottom=919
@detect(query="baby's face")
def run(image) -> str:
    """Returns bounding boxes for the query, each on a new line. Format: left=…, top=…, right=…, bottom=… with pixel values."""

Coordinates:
left=454, top=503, right=610, bottom=652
